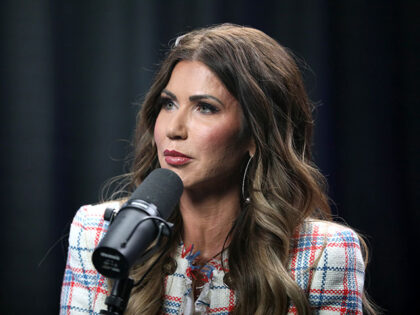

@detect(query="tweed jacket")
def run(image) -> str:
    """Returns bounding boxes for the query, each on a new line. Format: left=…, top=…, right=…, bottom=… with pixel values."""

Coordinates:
left=60, top=202, right=365, bottom=314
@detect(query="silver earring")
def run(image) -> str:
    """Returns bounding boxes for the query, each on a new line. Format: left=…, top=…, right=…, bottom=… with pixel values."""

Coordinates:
left=242, top=155, right=253, bottom=203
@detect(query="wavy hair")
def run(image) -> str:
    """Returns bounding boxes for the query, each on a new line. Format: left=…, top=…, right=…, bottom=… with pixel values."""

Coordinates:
left=122, top=24, right=375, bottom=314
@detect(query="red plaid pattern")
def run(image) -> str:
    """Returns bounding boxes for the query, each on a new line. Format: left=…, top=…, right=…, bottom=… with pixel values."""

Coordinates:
left=60, top=204, right=365, bottom=314
left=288, top=220, right=364, bottom=314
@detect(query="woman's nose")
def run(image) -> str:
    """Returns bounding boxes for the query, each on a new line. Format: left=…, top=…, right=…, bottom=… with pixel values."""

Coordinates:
left=166, top=110, right=188, bottom=140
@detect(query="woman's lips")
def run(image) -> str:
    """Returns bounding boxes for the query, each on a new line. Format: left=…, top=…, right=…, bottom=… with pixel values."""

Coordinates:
left=163, top=149, right=192, bottom=166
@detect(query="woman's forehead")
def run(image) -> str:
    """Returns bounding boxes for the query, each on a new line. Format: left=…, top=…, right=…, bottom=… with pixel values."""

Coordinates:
left=163, top=61, right=238, bottom=107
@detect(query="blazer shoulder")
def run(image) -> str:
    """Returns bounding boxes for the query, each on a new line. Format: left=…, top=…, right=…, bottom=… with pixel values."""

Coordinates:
left=289, top=219, right=364, bottom=287
left=74, top=200, right=122, bottom=220
left=61, top=201, right=121, bottom=314
left=289, top=219, right=365, bottom=313
left=297, top=219, right=361, bottom=243
left=71, top=201, right=122, bottom=249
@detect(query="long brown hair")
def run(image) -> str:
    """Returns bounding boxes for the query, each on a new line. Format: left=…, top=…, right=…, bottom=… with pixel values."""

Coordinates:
left=122, top=23, right=374, bottom=314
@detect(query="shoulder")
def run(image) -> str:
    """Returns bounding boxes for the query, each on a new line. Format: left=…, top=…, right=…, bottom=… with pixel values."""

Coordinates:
left=73, top=201, right=122, bottom=223
left=289, top=219, right=365, bottom=313
left=293, top=219, right=361, bottom=248
left=289, top=219, right=363, bottom=271
left=69, top=201, right=122, bottom=249
left=61, top=201, right=122, bottom=314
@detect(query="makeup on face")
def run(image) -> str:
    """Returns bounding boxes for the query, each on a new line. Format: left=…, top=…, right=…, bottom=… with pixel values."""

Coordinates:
left=163, top=149, right=192, bottom=166
left=154, top=60, right=251, bottom=190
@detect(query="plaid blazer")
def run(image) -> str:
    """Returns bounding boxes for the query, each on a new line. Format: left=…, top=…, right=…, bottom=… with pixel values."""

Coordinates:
left=60, top=203, right=365, bottom=314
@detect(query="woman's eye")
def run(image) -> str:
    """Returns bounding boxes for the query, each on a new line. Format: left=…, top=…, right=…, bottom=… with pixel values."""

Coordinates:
left=160, top=97, right=176, bottom=111
left=197, top=103, right=219, bottom=114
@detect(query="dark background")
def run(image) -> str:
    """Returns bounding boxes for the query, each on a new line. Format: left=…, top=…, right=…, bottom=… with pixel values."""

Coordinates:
left=1, top=1, right=418, bottom=314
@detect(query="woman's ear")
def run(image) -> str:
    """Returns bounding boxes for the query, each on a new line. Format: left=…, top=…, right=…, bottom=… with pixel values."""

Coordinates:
left=248, top=138, right=256, bottom=157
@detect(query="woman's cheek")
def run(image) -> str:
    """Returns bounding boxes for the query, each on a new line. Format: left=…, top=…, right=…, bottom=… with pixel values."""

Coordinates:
left=207, top=124, right=243, bottom=151
left=153, top=117, right=165, bottom=148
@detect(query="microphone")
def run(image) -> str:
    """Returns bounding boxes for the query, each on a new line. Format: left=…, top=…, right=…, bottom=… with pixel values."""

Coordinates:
left=92, top=168, right=183, bottom=279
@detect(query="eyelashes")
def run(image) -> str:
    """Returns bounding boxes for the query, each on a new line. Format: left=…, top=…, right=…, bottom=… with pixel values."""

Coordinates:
left=158, top=96, right=220, bottom=114
left=159, top=97, right=176, bottom=110
left=196, top=102, right=219, bottom=114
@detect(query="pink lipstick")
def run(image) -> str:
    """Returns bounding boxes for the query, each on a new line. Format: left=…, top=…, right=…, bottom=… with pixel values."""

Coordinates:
left=163, top=149, right=192, bottom=166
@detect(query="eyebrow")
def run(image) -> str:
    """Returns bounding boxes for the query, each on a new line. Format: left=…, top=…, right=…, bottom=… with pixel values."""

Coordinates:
left=161, top=89, right=225, bottom=107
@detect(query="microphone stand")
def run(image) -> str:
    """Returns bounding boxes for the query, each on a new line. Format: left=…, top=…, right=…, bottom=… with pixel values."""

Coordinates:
left=99, top=209, right=174, bottom=315
left=100, top=278, right=134, bottom=315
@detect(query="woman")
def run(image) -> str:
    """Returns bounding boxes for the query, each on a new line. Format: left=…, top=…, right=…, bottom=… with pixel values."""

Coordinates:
left=61, top=24, right=375, bottom=314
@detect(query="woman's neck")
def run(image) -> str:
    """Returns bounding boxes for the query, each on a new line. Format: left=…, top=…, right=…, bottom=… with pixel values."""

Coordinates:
left=179, top=186, right=241, bottom=263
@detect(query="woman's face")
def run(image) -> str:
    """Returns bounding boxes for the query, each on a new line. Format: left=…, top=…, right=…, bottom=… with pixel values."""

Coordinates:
left=154, top=60, right=251, bottom=192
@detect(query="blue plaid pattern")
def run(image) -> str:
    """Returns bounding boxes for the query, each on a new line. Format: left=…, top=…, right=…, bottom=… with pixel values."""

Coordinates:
left=60, top=204, right=365, bottom=314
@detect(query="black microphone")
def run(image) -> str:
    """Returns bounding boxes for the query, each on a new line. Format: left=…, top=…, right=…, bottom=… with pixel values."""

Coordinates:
left=92, top=168, right=183, bottom=279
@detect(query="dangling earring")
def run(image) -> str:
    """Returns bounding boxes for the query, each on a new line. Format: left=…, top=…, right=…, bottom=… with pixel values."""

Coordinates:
left=241, top=155, right=253, bottom=204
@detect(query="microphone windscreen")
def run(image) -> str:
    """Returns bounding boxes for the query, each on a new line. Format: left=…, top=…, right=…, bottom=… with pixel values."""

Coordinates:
left=130, top=168, right=183, bottom=219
